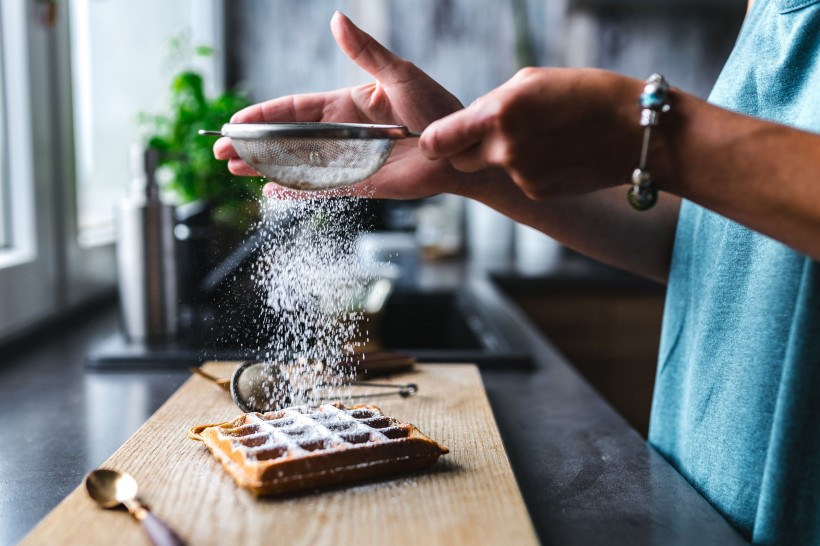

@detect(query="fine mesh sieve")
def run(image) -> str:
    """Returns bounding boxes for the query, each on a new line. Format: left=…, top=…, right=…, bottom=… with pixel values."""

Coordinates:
left=200, top=122, right=420, bottom=191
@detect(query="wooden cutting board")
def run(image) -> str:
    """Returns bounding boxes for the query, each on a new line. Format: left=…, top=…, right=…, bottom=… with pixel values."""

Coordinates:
left=20, top=363, right=538, bottom=546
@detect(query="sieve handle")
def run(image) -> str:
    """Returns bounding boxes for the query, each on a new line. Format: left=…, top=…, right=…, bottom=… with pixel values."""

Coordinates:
left=198, top=130, right=223, bottom=136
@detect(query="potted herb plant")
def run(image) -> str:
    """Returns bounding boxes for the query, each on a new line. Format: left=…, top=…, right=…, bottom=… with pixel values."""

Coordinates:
left=140, top=64, right=257, bottom=229
left=139, top=42, right=259, bottom=314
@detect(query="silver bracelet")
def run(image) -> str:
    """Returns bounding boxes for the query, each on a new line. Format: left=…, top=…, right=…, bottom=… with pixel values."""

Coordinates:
left=627, top=74, right=671, bottom=211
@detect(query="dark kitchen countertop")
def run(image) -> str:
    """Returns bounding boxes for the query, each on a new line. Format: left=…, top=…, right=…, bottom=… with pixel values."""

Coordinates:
left=0, top=256, right=746, bottom=546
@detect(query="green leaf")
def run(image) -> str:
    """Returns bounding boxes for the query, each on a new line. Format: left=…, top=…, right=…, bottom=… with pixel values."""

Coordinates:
left=137, top=52, right=253, bottom=228
left=195, top=45, right=215, bottom=57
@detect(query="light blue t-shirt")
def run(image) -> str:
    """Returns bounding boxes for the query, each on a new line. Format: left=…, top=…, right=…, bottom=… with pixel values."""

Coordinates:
left=649, top=0, right=820, bottom=544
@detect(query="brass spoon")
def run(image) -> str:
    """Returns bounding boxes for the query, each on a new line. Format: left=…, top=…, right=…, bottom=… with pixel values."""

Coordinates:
left=85, top=469, right=186, bottom=546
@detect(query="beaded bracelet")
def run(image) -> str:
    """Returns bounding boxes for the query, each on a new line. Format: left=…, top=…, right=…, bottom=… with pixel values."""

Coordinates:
left=627, top=74, right=671, bottom=211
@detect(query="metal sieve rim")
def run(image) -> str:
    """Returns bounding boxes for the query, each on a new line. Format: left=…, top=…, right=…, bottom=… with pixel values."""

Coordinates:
left=215, top=122, right=418, bottom=140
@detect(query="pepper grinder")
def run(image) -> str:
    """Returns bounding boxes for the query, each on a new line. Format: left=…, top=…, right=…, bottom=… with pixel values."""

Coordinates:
left=116, top=145, right=178, bottom=343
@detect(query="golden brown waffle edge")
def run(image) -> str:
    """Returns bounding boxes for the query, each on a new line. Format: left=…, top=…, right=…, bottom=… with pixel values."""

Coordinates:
left=189, top=402, right=448, bottom=496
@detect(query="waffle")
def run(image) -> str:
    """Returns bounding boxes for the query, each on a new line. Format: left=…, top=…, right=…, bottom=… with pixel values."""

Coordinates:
left=188, top=402, right=449, bottom=496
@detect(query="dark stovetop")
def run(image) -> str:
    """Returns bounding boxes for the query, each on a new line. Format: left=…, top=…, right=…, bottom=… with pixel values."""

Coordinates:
left=87, top=280, right=532, bottom=370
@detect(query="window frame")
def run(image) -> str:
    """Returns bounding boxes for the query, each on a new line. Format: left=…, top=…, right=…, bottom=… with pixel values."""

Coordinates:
left=0, top=17, right=9, bottom=250
left=0, top=0, right=60, bottom=339
left=58, top=0, right=117, bottom=307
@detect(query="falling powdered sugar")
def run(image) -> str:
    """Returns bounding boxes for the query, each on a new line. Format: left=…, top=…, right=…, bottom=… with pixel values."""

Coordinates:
left=248, top=192, right=374, bottom=409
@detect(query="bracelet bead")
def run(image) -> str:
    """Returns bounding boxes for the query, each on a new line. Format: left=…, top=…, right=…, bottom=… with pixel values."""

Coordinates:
left=627, top=168, right=658, bottom=210
left=640, top=76, right=670, bottom=110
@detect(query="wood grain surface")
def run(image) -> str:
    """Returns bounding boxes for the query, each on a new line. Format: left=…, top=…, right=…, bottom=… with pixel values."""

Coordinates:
left=20, top=363, right=537, bottom=546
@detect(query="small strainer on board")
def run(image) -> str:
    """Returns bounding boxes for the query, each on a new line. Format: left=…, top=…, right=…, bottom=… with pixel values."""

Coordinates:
left=200, top=122, right=420, bottom=191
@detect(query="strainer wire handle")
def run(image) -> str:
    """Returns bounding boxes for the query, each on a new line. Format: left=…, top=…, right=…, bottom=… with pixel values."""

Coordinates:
left=351, top=381, right=418, bottom=398
left=308, top=381, right=418, bottom=403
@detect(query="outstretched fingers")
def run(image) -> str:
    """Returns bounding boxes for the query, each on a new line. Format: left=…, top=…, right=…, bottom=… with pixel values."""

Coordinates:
left=215, top=92, right=335, bottom=163
left=230, top=92, right=330, bottom=123
left=331, top=12, right=414, bottom=85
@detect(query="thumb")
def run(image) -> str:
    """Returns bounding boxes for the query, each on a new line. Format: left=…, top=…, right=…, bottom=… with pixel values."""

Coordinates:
left=419, top=102, right=493, bottom=160
left=331, top=12, right=411, bottom=85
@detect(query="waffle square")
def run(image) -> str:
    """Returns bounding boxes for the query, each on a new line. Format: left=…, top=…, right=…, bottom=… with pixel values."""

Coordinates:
left=189, top=403, right=449, bottom=496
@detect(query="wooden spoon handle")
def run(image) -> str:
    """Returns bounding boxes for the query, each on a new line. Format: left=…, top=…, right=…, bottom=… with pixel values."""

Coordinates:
left=137, top=509, right=187, bottom=546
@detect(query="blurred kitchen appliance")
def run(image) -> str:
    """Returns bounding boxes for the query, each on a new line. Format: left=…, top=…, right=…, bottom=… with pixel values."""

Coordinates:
left=115, top=146, right=178, bottom=342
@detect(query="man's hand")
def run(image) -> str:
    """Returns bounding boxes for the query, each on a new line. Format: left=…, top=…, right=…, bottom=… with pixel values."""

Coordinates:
left=419, top=68, right=646, bottom=200
left=214, top=12, right=475, bottom=200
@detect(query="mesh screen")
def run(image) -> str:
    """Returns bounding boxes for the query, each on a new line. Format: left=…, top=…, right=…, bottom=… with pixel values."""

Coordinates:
left=233, top=137, right=395, bottom=190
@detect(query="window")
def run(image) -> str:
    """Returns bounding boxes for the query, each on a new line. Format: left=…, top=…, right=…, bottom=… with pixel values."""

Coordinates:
left=0, top=21, right=8, bottom=250
left=69, top=0, right=223, bottom=247
left=0, top=0, right=220, bottom=342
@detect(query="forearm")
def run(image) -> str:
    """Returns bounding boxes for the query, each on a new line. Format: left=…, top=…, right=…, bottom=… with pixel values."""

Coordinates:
left=454, top=171, right=680, bottom=284
left=656, top=91, right=820, bottom=260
